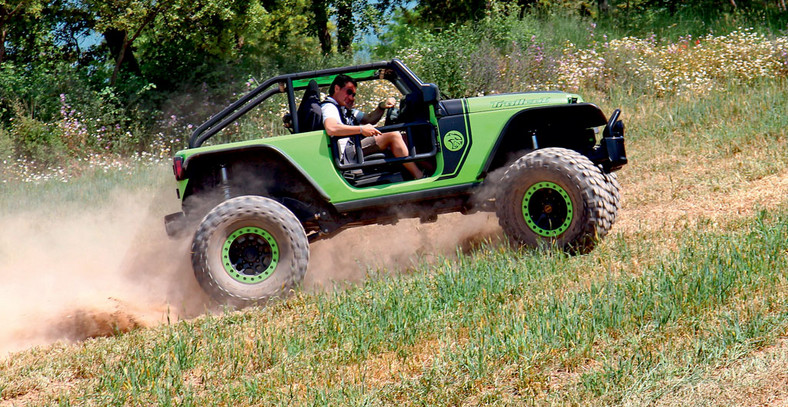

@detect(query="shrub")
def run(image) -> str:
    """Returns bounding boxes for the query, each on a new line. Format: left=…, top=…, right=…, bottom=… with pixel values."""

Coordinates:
left=0, top=58, right=165, bottom=161
left=0, top=126, right=13, bottom=159
left=9, top=103, right=67, bottom=165
left=591, top=29, right=788, bottom=96
left=390, top=16, right=788, bottom=99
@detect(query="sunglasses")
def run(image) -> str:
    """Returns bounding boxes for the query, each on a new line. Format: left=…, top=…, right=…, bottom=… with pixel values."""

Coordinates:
left=340, top=85, right=356, bottom=97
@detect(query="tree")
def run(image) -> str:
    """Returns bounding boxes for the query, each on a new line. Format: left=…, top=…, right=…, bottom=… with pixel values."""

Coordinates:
left=310, top=0, right=331, bottom=54
left=598, top=0, right=610, bottom=14
left=0, top=0, right=43, bottom=64
left=305, top=0, right=401, bottom=55
left=410, top=0, right=490, bottom=26
left=128, top=0, right=320, bottom=88
left=84, top=0, right=176, bottom=85
left=335, top=0, right=354, bottom=53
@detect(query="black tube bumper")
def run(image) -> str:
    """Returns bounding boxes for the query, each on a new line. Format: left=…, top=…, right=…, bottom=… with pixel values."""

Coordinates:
left=596, top=108, right=627, bottom=172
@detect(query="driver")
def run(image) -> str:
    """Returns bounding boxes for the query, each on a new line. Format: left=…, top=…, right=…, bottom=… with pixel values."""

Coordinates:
left=321, top=74, right=423, bottom=180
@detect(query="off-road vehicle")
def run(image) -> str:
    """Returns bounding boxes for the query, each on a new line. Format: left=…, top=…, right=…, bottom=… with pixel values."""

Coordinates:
left=164, top=59, right=627, bottom=306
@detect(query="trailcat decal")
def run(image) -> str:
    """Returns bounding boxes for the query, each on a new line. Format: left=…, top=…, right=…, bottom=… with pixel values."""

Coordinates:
left=490, top=97, right=551, bottom=109
left=464, top=91, right=581, bottom=114
left=437, top=99, right=473, bottom=181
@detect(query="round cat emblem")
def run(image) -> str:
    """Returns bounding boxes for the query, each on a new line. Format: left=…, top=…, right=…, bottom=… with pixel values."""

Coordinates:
left=443, top=131, right=465, bottom=152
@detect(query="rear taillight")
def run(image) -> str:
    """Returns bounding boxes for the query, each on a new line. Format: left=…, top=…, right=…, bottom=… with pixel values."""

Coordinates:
left=173, top=157, right=185, bottom=180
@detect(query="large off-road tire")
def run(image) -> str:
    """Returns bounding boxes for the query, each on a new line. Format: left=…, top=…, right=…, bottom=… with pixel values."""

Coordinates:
left=600, top=171, right=622, bottom=228
left=495, top=147, right=619, bottom=253
left=191, top=195, right=309, bottom=307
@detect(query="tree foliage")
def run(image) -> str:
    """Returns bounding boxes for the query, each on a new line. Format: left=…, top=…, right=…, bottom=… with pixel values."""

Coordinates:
left=0, top=0, right=44, bottom=64
left=0, top=0, right=786, bottom=164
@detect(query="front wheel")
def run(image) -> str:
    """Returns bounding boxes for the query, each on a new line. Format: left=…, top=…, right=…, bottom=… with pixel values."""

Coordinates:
left=191, top=196, right=309, bottom=307
left=495, top=147, right=619, bottom=253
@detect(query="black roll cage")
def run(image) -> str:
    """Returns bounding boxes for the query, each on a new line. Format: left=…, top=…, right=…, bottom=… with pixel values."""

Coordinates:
left=332, top=121, right=439, bottom=170
left=188, top=59, right=424, bottom=148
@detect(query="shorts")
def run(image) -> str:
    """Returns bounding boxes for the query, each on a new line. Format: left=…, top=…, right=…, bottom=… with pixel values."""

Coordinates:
left=342, top=135, right=383, bottom=163
left=360, top=136, right=384, bottom=155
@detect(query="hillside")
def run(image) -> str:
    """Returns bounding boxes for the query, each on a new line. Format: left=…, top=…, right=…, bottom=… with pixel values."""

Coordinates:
left=0, top=73, right=787, bottom=405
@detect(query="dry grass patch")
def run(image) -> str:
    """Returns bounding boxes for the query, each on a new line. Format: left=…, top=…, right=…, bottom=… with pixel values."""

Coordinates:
left=357, top=336, right=458, bottom=389
left=616, top=166, right=788, bottom=235
left=641, top=338, right=788, bottom=406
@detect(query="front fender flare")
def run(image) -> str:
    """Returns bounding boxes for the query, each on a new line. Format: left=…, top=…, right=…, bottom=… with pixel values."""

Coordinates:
left=481, top=103, right=608, bottom=176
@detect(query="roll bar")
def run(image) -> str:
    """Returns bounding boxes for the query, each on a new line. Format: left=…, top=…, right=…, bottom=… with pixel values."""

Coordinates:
left=188, top=60, right=422, bottom=148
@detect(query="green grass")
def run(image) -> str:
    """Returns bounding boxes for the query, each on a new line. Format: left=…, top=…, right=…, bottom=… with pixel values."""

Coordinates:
left=610, top=79, right=788, bottom=145
left=600, top=4, right=788, bottom=41
left=1, top=208, right=786, bottom=405
left=0, top=162, right=171, bottom=216
left=600, top=79, right=788, bottom=208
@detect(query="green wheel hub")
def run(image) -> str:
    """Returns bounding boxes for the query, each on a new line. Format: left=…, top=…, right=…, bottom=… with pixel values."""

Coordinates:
left=221, top=227, right=279, bottom=283
left=522, top=182, right=573, bottom=237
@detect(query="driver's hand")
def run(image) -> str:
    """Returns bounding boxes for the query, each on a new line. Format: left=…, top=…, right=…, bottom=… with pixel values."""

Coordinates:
left=378, top=97, right=397, bottom=110
left=360, top=124, right=381, bottom=137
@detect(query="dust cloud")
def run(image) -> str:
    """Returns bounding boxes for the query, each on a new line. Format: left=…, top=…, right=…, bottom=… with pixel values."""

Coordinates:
left=0, top=185, right=211, bottom=357
left=305, top=212, right=503, bottom=290
left=0, top=180, right=503, bottom=357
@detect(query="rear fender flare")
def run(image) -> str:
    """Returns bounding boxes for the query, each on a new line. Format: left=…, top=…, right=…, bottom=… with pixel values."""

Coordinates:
left=182, top=144, right=331, bottom=203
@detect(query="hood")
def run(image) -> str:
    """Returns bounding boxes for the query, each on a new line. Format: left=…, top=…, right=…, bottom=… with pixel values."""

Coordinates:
left=464, top=91, right=583, bottom=114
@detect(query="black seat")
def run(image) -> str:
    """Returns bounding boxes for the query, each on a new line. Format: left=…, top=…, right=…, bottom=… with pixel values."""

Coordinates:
left=297, top=79, right=323, bottom=133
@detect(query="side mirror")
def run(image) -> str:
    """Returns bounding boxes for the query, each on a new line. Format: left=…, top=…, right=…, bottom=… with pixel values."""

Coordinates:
left=421, top=83, right=440, bottom=104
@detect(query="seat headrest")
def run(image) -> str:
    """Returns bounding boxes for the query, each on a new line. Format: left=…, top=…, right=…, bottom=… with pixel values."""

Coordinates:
left=305, top=79, right=319, bottom=98
left=297, top=79, right=323, bottom=133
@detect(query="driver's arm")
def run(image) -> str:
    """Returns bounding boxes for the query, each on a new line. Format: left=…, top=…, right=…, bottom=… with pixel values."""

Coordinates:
left=324, top=117, right=380, bottom=138
left=360, top=97, right=397, bottom=125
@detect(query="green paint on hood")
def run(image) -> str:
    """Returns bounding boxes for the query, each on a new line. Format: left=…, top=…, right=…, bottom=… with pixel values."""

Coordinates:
left=464, top=92, right=583, bottom=114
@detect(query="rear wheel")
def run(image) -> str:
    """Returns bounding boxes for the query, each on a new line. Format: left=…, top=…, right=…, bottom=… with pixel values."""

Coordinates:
left=495, top=147, right=618, bottom=253
left=192, top=196, right=309, bottom=307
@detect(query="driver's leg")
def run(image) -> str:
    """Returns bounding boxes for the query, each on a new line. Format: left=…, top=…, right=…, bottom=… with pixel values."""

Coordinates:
left=374, top=132, right=423, bottom=179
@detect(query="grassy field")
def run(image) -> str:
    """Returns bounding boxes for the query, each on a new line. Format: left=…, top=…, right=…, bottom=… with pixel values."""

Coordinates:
left=1, top=77, right=787, bottom=406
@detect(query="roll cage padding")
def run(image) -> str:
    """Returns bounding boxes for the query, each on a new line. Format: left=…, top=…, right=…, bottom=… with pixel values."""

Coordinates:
left=297, top=80, right=323, bottom=133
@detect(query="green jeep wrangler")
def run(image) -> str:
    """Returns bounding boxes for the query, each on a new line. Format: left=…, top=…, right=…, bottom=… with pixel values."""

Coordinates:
left=164, top=59, right=627, bottom=306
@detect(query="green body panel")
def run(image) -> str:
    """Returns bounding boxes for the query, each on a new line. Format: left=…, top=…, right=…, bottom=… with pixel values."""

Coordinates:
left=176, top=179, right=188, bottom=201
left=448, top=91, right=584, bottom=183
left=178, top=129, right=464, bottom=204
left=259, top=131, right=447, bottom=202
left=452, top=109, right=517, bottom=182
left=176, top=91, right=583, bottom=206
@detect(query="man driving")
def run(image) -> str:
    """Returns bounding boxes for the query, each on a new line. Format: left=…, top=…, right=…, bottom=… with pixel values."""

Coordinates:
left=321, top=74, right=423, bottom=180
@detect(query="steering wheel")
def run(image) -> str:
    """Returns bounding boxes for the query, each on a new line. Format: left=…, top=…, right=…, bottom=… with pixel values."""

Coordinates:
left=385, top=98, right=404, bottom=126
